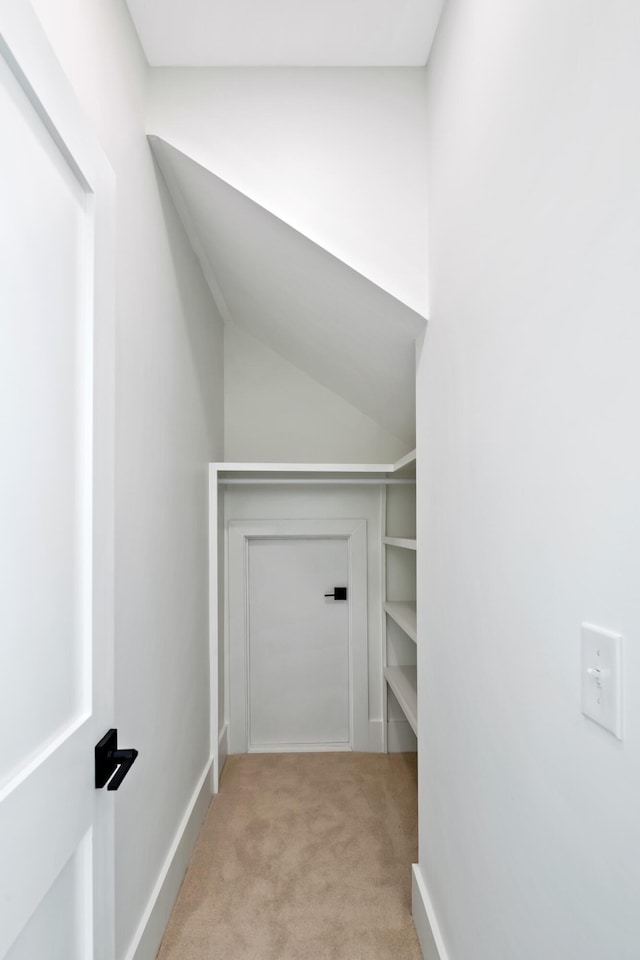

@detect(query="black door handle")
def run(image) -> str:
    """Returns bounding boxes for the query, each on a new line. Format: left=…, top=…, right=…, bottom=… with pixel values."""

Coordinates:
left=95, top=729, right=138, bottom=791
left=106, top=749, right=138, bottom=791
left=324, top=587, right=347, bottom=600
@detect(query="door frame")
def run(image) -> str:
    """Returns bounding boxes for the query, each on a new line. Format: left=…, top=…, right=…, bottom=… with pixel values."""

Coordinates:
left=0, top=1, right=115, bottom=957
left=227, top=519, right=369, bottom=754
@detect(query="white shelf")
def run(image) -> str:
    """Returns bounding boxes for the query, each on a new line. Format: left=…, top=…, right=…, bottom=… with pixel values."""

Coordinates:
left=384, top=666, right=417, bottom=736
left=392, top=448, right=416, bottom=472
left=384, top=601, right=417, bottom=643
left=213, top=460, right=396, bottom=473
left=384, top=536, right=417, bottom=550
left=212, top=451, right=416, bottom=483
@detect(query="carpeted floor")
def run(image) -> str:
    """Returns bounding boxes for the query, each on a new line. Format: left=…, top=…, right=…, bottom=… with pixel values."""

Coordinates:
left=156, top=752, right=421, bottom=960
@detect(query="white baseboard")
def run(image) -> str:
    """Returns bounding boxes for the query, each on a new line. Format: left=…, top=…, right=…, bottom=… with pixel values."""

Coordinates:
left=247, top=741, right=351, bottom=753
left=123, top=759, right=213, bottom=960
left=368, top=719, right=384, bottom=752
left=412, top=864, right=450, bottom=960
left=215, top=724, right=228, bottom=793
left=388, top=719, right=418, bottom=753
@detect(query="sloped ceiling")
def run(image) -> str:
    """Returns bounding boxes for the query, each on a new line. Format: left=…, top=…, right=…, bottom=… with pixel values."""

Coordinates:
left=147, top=68, right=430, bottom=317
left=151, top=138, right=425, bottom=443
left=125, top=0, right=445, bottom=67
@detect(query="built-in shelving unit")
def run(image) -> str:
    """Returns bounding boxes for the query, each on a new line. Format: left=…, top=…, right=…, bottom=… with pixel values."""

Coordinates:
left=384, top=665, right=417, bottom=736
left=209, top=452, right=418, bottom=786
left=382, top=449, right=417, bottom=752
left=383, top=601, right=417, bottom=643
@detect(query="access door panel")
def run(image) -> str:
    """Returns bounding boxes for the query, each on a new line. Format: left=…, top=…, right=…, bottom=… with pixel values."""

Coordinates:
left=248, top=538, right=350, bottom=749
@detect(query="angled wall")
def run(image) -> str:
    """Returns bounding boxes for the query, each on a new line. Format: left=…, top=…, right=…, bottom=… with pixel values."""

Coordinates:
left=152, top=138, right=424, bottom=445
left=147, top=67, right=430, bottom=316
left=224, top=325, right=409, bottom=462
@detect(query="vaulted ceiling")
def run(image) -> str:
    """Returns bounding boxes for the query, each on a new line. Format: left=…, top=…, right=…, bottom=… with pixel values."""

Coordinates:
left=125, top=0, right=444, bottom=67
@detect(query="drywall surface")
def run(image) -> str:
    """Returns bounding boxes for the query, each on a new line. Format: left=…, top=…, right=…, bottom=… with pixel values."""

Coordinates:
left=224, top=486, right=385, bottom=743
left=417, top=2, right=640, bottom=959
left=224, top=325, right=409, bottom=462
left=151, top=139, right=423, bottom=444
left=147, top=67, right=429, bottom=316
left=29, top=2, right=224, bottom=957
left=126, top=0, right=444, bottom=68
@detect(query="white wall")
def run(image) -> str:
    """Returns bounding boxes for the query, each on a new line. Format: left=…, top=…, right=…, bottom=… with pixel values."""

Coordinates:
left=417, top=2, right=640, bottom=959
left=151, top=138, right=424, bottom=444
left=29, top=2, right=225, bottom=958
left=147, top=67, right=429, bottom=316
left=224, top=325, right=409, bottom=463
left=223, top=485, right=386, bottom=750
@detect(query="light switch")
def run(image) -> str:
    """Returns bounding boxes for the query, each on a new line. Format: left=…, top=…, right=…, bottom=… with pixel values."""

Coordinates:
left=581, top=623, right=623, bottom=740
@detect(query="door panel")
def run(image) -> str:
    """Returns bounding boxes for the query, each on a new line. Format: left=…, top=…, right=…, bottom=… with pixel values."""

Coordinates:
left=0, top=45, right=90, bottom=784
left=248, top=538, right=350, bottom=748
left=6, top=835, right=91, bottom=960
left=0, top=3, right=115, bottom=957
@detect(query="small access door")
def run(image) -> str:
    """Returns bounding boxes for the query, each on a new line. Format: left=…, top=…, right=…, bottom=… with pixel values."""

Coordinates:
left=227, top=518, right=369, bottom=755
left=0, top=2, right=116, bottom=957
left=248, top=537, right=350, bottom=750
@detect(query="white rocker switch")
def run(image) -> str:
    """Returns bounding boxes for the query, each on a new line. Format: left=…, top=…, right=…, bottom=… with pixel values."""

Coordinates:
left=581, top=622, right=623, bottom=740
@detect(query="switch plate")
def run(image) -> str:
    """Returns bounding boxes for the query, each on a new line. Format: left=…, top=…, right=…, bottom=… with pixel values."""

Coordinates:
left=581, top=623, right=623, bottom=740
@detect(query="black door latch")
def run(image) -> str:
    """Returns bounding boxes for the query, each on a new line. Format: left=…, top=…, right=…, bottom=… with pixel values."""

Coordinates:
left=324, top=587, right=347, bottom=601
left=95, top=729, right=138, bottom=791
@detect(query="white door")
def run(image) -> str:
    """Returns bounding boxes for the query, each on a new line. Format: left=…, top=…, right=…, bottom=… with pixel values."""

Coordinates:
left=247, top=538, right=350, bottom=750
left=0, top=2, right=115, bottom=958
left=226, top=517, right=369, bottom=756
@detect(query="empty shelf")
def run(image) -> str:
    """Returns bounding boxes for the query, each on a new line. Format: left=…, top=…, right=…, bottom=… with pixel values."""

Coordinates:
left=383, top=537, right=417, bottom=550
left=384, top=602, right=417, bottom=643
left=384, top=665, right=417, bottom=736
left=392, top=449, right=416, bottom=472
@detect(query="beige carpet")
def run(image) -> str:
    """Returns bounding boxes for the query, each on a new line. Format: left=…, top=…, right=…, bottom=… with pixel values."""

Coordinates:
left=156, top=752, right=421, bottom=960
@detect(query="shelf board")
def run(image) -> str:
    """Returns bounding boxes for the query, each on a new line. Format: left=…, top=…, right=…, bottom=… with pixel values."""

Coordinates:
left=213, top=461, right=395, bottom=474
left=384, top=601, right=417, bottom=643
left=383, top=536, right=417, bottom=550
left=384, top=666, right=417, bottom=736
left=392, top=448, right=416, bottom=472
left=212, top=451, right=414, bottom=480
left=391, top=449, right=416, bottom=479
